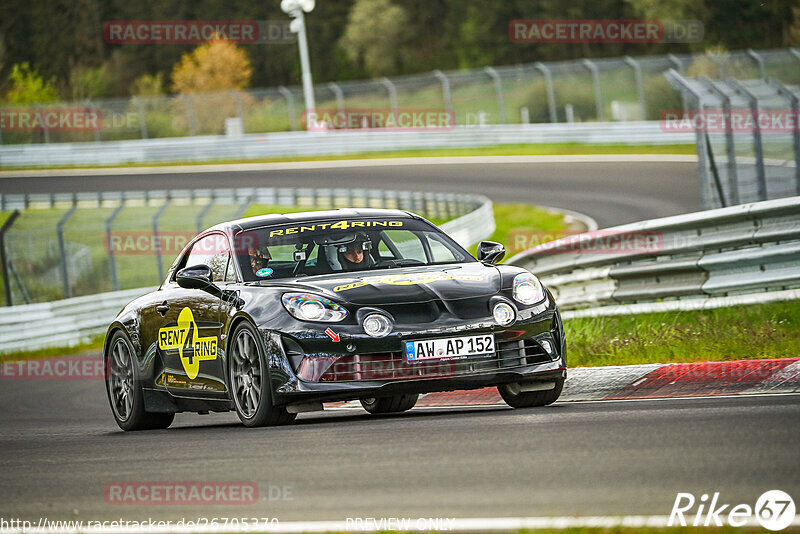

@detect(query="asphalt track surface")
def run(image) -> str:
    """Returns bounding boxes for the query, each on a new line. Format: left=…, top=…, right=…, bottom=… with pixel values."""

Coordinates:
left=0, top=160, right=700, bottom=227
left=1, top=378, right=798, bottom=522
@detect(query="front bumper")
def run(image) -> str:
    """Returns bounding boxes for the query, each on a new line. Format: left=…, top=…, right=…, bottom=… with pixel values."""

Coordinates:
left=259, top=297, right=566, bottom=406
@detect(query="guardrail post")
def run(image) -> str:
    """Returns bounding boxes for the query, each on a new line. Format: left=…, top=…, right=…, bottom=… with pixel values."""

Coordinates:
left=432, top=70, right=454, bottom=119
left=327, top=82, right=345, bottom=117
left=106, top=202, right=125, bottom=291
left=183, top=95, right=196, bottom=136
left=1, top=210, right=21, bottom=306
left=152, top=197, right=172, bottom=282
left=582, top=59, right=604, bottom=121
left=726, top=78, right=767, bottom=201
left=768, top=78, right=800, bottom=195
left=698, top=78, right=739, bottom=205
left=133, top=97, right=148, bottom=139
left=235, top=194, right=253, bottom=219
left=483, top=66, right=506, bottom=124
left=57, top=200, right=78, bottom=298
left=278, top=86, right=298, bottom=131
left=747, top=49, right=766, bottom=80
left=380, top=77, right=399, bottom=118
left=624, top=56, right=647, bottom=120
left=534, top=62, right=557, bottom=123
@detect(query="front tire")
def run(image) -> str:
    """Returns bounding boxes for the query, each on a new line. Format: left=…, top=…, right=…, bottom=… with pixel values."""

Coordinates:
left=360, top=394, right=419, bottom=414
left=105, top=330, right=174, bottom=431
left=498, top=378, right=564, bottom=408
left=229, top=322, right=296, bottom=427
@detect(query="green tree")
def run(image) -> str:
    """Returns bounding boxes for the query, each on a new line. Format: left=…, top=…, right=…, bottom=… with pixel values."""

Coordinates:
left=3, top=63, right=59, bottom=104
left=340, top=0, right=410, bottom=77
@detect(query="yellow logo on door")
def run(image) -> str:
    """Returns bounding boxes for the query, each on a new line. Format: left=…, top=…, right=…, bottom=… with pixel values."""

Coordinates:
left=158, top=307, right=217, bottom=380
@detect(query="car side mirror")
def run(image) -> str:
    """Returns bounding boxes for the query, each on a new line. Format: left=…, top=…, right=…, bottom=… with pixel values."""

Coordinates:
left=176, top=264, right=245, bottom=308
left=477, top=241, right=505, bottom=264
left=176, top=264, right=215, bottom=290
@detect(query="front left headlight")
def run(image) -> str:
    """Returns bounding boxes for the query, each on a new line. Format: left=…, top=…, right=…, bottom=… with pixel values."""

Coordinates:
left=281, top=293, right=348, bottom=322
left=513, top=272, right=545, bottom=305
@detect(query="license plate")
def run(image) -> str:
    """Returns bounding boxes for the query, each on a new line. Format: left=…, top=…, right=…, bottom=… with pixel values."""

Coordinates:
left=405, top=334, right=495, bottom=362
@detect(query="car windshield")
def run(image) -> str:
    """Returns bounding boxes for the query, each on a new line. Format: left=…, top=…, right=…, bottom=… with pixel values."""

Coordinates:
left=234, top=217, right=474, bottom=281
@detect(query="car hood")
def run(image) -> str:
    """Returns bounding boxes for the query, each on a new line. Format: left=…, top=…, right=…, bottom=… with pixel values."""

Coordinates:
left=289, top=263, right=500, bottom=305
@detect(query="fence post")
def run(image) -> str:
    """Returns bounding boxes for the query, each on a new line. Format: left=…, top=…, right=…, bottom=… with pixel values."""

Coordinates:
left=668, top=54, right=685, bottom=73
left=380, top=77, right=399, bottom=121
left=278, top=86, right=298, bottom=131
left=183, top=94, right=196, bottom=136
left=432, top=70, right=454, bottom=119
left=767, top=78, right=800, bottom=195
left=37, top=104, right=51, bottom=144
left=791, top=48, right=800, bottom=67
left=327, top=82, right=345, bottom=116
left=231, top=90, right=244, bottom=120
left=707, top=51, right=725, bottom=78
left=483, top=66, right=506, bottom=124
left=133, top=97, right=148, bottom=139
left=725, top=78, right=767, bottom=201
left=698, top=77, right=738, bottom=205
left=747, top=49, right=766, bottom=80
left=152, top=197, right=172, bottom=282
left=57, top=200, right=78, bottom=298
left=196, top=198, right=215, bottom=233
left=1, top=210, right=21, bottom=306
left=582, top=59, right=604, bottom=121
left=534, top=62, right=557, bottom=123
left=624, top=56, right=647, bottom=120
left=665, top=69, right=712, bottom=208
left=106, top=202, right=125, bottom=291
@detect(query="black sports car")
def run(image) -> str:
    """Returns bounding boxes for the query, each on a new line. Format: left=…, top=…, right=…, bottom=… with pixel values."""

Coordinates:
left=104, top=208, right=566, bottom=430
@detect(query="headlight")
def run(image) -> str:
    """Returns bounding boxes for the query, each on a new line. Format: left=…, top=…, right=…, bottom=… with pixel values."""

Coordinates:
left=281, top=293, right=348, bottom=322
left=362, top=313, right=392, bottom=337
left=493, top=302, right=516, bottom=326
left=513, top=272, right=545, bottom=305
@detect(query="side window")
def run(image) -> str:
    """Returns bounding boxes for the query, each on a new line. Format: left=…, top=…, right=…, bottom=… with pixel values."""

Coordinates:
left=385, top=230, right=427, bottom=262
left=184, top=234, right=230, bottom=282
left=426, top=232, right=459, bottom=262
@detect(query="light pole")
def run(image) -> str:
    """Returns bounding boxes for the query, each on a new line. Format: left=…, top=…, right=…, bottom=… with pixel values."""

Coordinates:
left=281, top=0, right=316, bottom=123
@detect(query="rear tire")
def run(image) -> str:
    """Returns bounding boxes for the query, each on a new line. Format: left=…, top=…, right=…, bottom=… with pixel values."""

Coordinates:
left=229, top=322, right=296, bottom=427
left=105, top=330, right=175, bottom=431
left=498, top=378, right=564, bottom=408
left=360, top=394, right=419, bottom=414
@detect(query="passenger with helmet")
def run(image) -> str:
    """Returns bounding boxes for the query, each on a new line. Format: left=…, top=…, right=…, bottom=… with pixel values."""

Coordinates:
left=338, top=237, right=373, bottom=271
left=248, top=246, right=271, bottom=275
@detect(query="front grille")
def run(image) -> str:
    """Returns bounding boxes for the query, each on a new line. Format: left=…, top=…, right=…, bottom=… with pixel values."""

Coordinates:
left=315, top=338, right=551, bottom=382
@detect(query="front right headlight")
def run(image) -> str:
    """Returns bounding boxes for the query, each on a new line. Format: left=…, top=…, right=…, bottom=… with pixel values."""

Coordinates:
left=513, top=272, right=545, bottom=305
left=281, top=293, right=348, bottom=322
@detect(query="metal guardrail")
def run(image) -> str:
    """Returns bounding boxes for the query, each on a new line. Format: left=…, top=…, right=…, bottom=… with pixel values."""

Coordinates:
left=0, top=122, right=695, bottom=168
left=0, top=188, right=495, bottom=353
left=508, top=196, right=800, bottom=313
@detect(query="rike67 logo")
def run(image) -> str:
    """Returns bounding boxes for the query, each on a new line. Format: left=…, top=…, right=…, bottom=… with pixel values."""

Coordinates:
left=669, top=490, right=796, bottom=530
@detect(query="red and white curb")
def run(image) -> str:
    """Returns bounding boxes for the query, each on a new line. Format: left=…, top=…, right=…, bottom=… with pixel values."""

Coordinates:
left=328, top=357, right=800, bottom=409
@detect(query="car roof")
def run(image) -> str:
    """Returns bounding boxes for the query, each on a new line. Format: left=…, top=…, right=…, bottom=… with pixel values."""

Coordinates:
left=204, top=208, right=422, bottom=234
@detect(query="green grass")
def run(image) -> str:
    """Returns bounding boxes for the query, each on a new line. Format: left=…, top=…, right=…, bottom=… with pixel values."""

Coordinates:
left=0, top=143, right=695, bottom=171
left=468, top=203, right=568, bottom=260
left=565, top=301, right=800, bottom=367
